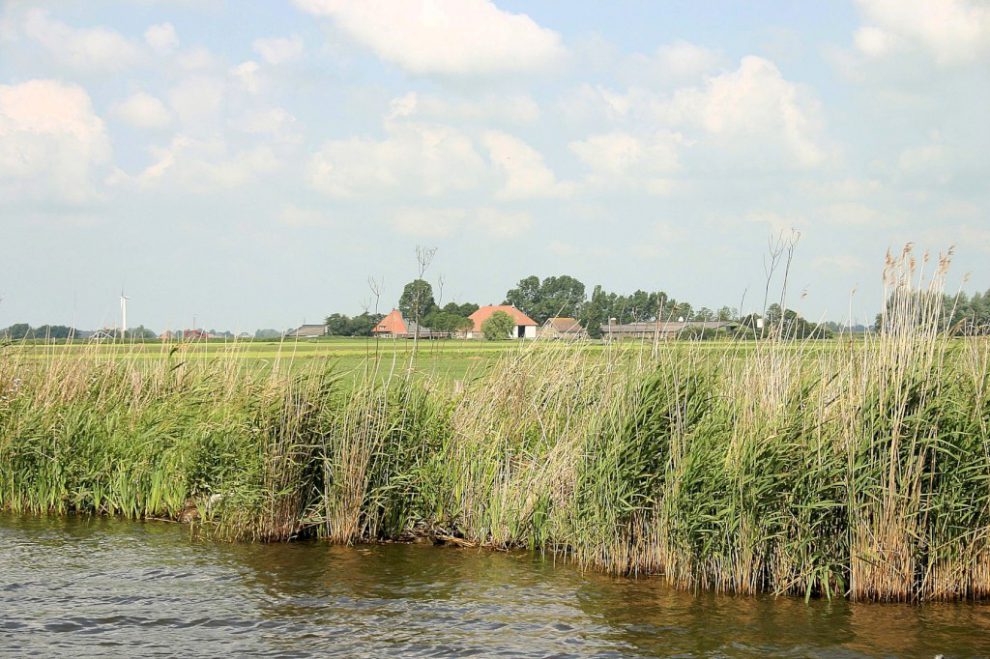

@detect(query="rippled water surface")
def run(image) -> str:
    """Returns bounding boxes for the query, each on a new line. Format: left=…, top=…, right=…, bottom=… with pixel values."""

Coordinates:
left=2, top=514, right=990, bottom=658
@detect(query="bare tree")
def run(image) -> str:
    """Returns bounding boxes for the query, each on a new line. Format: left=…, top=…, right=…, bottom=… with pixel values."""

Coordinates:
left=411, top=246, right=437, bottom=358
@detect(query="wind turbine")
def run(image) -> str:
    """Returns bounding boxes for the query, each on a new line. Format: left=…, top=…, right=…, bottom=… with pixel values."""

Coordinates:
left=120, top=289, right=129, bottom=340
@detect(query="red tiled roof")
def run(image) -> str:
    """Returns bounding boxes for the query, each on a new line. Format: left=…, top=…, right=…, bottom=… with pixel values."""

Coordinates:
left=468, top=305, right=537, bottom=332
left=373, top=309, right=408, bottom=335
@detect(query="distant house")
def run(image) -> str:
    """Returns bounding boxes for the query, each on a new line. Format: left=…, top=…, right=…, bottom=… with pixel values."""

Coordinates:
left=89, top=328, right=117, bottom=341
left=159, top=330, right=176, bottom=341
left=286, top=324, right=328, bottom=339
left=372, top=309, right=435, bottom=339
left=540, top=317, right=587, bottom=340
left=601, top=320, right=738, bottom=340
left=180, top=328, right=210, bottom=341
left=467, top=305, right=538, bottom=339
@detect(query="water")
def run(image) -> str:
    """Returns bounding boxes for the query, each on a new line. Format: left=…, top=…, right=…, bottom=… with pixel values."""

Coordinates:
left=1, top=515, right=988, bottom=658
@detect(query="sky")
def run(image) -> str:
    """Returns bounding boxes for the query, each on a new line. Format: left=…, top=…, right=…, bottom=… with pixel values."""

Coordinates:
left=1, top=0, right=988, bottom=332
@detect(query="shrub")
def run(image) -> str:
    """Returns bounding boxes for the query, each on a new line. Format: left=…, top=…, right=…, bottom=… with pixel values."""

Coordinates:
left=482, top=311, right=515, bottom=340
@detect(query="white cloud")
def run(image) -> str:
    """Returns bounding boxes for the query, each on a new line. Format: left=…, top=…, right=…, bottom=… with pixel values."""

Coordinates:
left=656, top=41, right=723, bottom=78
left=392, top=208, right=465, bottom=237
left=651, top=220, right=690, bottom=244
left=389, top=206, right=532, bottom=238
left=388, top=91, right=540, bottom=125
left=230, top=61, right=262, bottom=94
left=230, top=108, right=300, bottom=142
left=21, top=9, right=145, bottom=72
left=112, top=135, right=280, bottom=191
left=814, top=254, right=866, bottom=274
left=144, top=23, right=179, bottom=55
left=854, top=0, right=990, bottom=65
left=176, top=46, right=222, bottom=71
left=111, top=92, right=172, bottom=129
left=278, top=204, right=334, bottom=227
left=665, top=56, right=826, bottom=167
left=570, top=131, right=682, bottom=193
left=309, top=121, right=486, bottom=198
left=253, top=35, right=304, bottom=64
left=821, top=202, right=899, bottom=227
left=959, top=225, right=990, bottom=253
left=481, top=131, right=572, bottom=199
left=0, top=79, right=110, bottom=203
left=168, top=77, right=224, bottom=125
left=561, top=57, right=827, bottom=170
left=475, top=208, right=532, bottom=238
left=854, top=26, right=894, bottom=57
left=293, top=0, right=565, bottom=76
left=745, top=212, right=806, bottom=234
left=898, top=132, right=947, bottom=175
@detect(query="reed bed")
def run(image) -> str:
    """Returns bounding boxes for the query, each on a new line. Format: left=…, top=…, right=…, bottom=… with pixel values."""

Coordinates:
left=1, top=249, right=988, bottom=601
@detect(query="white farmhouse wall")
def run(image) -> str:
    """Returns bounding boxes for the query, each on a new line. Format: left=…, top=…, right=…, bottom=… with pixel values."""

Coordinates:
left=523, top=325, right=537, bottom=339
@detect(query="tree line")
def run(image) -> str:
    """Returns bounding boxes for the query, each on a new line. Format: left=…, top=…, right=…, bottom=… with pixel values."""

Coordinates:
left=323, top=274, right=829, bottom=339
left=0, top=324, right=158, bottom=340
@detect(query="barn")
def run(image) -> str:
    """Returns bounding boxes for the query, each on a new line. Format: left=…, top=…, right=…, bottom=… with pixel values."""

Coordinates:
left=466, top=305, right=538, bottom=339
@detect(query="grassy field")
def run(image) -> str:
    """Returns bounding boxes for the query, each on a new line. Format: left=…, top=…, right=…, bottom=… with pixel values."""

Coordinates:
left=2, top=335, right=855, bottom=384
left=3, top=337, right=540, bottom=382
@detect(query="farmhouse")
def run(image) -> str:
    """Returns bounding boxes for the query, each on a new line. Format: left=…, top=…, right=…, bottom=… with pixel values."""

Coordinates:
left=372, top=309, right=434, bottom=339
left=601, top=320, right=738, bottom=340
left=540, top=317, right=587, bottom=340
left=286, top=324, right=328, bottom=339
left=467, top=305, right=538, bottom=339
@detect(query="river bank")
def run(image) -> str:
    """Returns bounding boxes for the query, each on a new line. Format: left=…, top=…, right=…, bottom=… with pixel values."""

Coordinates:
left=2, top=258, right=989, bottom=602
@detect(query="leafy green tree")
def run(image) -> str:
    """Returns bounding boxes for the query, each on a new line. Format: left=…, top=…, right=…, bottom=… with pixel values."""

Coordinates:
left=580, top=285, right=611, bottom=338
left=347, top=312, right=383, bottom=337
left=482, top=311, right=515, bottom=340
left=694, top=307, right=715, bottom=322
left=324, top=313, right=352, bottom=336
left=443, top=301, right=479, bottom=317
left=33, top=324, right=85, bottom=339
left=130, top=326, right=157, bottom=340
left=398, top=279, right=437, bottom=323
left=504, top=276, right=541, bottom=318
left=1, top=323, right=31, bottom=340
left=504, top=275, right=585, bottom=324
left=425, top=311, right=473, bottom=335
left=766, top=303, right=783, bottom=325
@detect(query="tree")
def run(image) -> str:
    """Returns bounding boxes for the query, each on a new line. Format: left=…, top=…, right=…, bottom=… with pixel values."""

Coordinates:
left=325, top=313, right=351, bottom=336
left=504, top=275, right=586, bottom=324
left=504, top=276, right=541, bottom=318
left=580, top=285, right=611, bottom=338
left=425, top=311, right=473, bottom=335
left=443, top=301, right=479, bottom=317
left=766, top=303, right=783, bottom=325
left=398, top=279, right=437, bottom=323
left=482, top=310, right=515, bottom=340
left=1, top=323, right=31, bottom=340
left=129, top=326, right=157, bottom=340
left=348, top=312, right=383, bottom=337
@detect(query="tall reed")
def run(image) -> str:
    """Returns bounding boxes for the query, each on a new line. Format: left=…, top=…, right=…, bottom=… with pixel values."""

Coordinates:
left=1, top=247, right=988, bottom=601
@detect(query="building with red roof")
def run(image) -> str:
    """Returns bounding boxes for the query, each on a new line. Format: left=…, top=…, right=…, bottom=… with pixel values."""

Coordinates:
left=373, top=309, right=408, bottom=337
left=372, top=309, right=435, bottom=339
left=467, top=305, right=538, bottom=339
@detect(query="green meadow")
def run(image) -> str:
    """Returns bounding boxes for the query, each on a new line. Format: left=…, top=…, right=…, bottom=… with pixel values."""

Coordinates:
left=4, top=335, right=851, bottom=383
